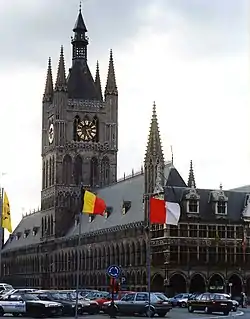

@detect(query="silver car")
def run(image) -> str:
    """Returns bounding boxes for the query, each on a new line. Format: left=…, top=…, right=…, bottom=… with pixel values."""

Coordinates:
left=103, top=292, right=172, bottom=317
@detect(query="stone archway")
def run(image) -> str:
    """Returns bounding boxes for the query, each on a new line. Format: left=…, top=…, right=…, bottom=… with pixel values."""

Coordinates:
left=208, top=273, right=224, bottom=293
left=228, top=274, right=242, bottom=297
left=169, top=273, right=187, bottom=295
left=190, top=274, right=206, bottom=293
left=151, top=273, right=164, bottom=292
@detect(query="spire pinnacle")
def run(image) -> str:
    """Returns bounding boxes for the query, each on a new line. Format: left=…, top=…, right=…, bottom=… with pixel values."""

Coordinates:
left=43, top=57, right=53, bottom=102
left=105, top=49, right=118, bottom=96
left=145, top=102, right=164, bottom=162
left=95, top=61, right=103, bottom=101
left=187, top=160, right=196, bottom=188
left=55, top=46, right=67, bottom=91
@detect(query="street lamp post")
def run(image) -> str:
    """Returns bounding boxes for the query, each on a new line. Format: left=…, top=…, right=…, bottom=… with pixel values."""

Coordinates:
left=229, top=283, right=232, bottom=296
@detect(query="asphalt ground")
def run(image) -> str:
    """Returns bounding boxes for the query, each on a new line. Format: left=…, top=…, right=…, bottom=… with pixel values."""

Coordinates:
left=61, top=307, right=249, bottom=319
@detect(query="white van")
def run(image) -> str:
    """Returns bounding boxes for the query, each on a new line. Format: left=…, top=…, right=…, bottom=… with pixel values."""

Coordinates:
left=0, top=283, right=13, bottom=292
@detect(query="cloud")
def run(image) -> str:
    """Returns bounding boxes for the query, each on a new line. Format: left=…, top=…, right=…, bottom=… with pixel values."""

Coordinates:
left=0, top=0, right=248, bottom=228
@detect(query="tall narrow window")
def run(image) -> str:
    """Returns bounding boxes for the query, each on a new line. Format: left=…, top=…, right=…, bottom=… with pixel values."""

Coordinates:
left=62, top=155, right=73, bottom=184
left=90, top=157, right=98, bottom=187
left=51, top=156, right=55, bottom=185
left=49, top=157, right=52, bottom=187
left=42, top=162, right=45, bottom=189
left=102, top=156, right=110, bottom=186
left=73, top=116, right=81, bottom=141
left=92, top=116, right=99, bottom=142
left=45, top=160, right=49, bottom=188
left=74, top=155, right=83, bottom=185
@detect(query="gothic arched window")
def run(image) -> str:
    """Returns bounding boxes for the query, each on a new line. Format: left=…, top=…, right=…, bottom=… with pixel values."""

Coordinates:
left=62, top=154, right=73, bottom=184
left=74, top=155, right=83, bottom=185
left=51, top=156, right=55, bottom=185
left=102, top=156, right=110, bottom=186
left=90, top=157, right=98, bottom=187
left=49, top=157, right=52, bottom=187
left=92, top=115, right=99, bottom=142
left=45, top=160, right=49, bottom=188
left=42, top=161, right=45, bottom=189
left=73, top=116, right=81, bottom=141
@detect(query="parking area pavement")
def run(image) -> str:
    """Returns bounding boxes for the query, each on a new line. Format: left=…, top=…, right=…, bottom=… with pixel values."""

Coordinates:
left=60, top=307, right=247, bottom=319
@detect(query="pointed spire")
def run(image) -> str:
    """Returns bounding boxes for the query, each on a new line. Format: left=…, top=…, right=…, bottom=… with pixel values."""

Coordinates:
left=95, top=61, right=103, bottom=101
left=55, top=46, right=67, bottom=92
left=73, top=2, right=87, bottom=32
left=145, top=102, right=164, bottom=161
left=43, top=57, right=53, bottom=102
left=187, top=160, right=196, bottom=188
left=105, top=49, right=118, bottom=96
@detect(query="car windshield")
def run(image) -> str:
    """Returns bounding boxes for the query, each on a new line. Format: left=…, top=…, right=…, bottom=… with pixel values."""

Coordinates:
left=212, top=294, right=227, bottom=300
left=155, top=293, right=168, bottom=301
left=22, top=294, right=39, bottom=301
left=51, top=293, right=69, bottom=300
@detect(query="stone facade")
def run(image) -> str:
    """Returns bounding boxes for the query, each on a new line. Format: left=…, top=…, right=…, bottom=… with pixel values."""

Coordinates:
left=1, top=8, right=250, bottom=298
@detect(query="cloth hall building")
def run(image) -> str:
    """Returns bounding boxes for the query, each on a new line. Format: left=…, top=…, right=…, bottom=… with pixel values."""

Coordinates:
left=1, top=8, right=250, bottom=297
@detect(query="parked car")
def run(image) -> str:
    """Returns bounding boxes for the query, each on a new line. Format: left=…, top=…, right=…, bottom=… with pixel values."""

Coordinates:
left=220, top=294, right=239, bottom=312
left=169, top=293, right=191, bottom=307
left=187, top=292, right=233, bottom=315
left=103, top=292, right=172, bottom=317
left=31, top=290, right=84, bottom=316
left=0, top=293, right=63, bottom=317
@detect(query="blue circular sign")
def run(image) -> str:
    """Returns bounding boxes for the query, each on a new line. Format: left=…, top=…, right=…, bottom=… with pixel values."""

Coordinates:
left=107, top=265, right=121, bottom=278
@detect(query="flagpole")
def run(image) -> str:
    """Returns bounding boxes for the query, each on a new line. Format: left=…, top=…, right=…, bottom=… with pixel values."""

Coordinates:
left=0, top=187, right=4, bottom=280
left=145, top=193, right=151, bottom=317
left=75, top=212, right=82, bottom=319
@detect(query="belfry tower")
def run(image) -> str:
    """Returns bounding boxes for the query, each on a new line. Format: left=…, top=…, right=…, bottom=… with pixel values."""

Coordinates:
left=41, top=7, right=119, bottom=238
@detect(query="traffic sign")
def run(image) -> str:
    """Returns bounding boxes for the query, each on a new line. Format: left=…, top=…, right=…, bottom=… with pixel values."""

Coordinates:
left=107, top=265, right=121, bottom=278
left=121, top=276, right=126, bottom=284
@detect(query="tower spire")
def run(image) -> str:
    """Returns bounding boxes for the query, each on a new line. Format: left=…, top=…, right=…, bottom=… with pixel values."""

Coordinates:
left=55, top=46, right=67, bottom=91
left=43, top=57, right=53, bottom=102
left=95, top=61, right=103, bottom=101
left=71, top=6, right=88, bottom=64
left=145, top=102, right=164, bottom=162
left=187, top=160, right=196, bottom=188
left=105, top=49, right=118, bottom=96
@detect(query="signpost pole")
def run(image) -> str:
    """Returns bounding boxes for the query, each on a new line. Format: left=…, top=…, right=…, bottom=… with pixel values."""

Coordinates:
left=74, top=213, right=82, bottom=319
left=107, top=265, right=121, bottom=319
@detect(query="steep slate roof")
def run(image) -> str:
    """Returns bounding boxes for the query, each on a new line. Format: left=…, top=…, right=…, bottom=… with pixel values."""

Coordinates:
left=2, top=211, right=41, bottom=252
left=230, top=185, right=250, bottom=193
left=173, top=187, right=248, bottom=223
left=67, top=163, right=184, bottom=236
left=2, top=163, right=185, bottom=251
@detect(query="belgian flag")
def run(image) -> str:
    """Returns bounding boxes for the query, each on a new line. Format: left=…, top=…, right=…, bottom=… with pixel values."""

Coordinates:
left=81, top=190, right=106, bottom=216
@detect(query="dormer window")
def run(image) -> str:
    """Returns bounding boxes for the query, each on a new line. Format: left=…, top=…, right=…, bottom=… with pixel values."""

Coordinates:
left=211, top=184, right=228, bottom=217
left=104, top=206, right=113, bottom=219
left=122, top=201, right=131, bottom=215
left=89, top=215, right=95, bottom=223
left=185, top=182, right=200, bottom=215
left=217, top=200, right=227, bottom=215
left=32, top=227, right=39, bottom=236
left=24, top=230, right=30, bottom=238
left=16, top=232, right=22, bottom=240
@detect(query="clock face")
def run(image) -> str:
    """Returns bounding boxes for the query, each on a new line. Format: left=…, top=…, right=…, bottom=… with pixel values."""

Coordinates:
left=48, top=123, right=54, bottom=144
left=77, top=120, right=96, bottom=141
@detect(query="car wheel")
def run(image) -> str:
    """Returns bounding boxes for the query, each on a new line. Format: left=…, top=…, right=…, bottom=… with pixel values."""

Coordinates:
left=223, top=311, right=229, bottom=316
left=157, top=311, right=166, bottom=317
left=188, top=305, right=194, bottom=313
left=145, top=308, right=155, bottom=318
left=181, top=302, right=187, bottom=308
left=233, top=307, right=237, bottom=312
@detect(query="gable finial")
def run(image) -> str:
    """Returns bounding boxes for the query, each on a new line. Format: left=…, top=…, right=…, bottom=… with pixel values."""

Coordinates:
left=170, top=145, right=174, bottom=165
left=220, top=183, right=223, bottom=190
left=79, top=1, right=82, bottom=12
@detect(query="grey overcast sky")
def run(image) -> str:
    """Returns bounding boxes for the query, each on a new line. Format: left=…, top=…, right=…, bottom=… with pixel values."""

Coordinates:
left=0, top=0, right=249, bottom=228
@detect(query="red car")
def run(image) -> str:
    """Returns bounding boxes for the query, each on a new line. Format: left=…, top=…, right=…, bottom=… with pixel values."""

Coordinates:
left=94, top=291, right=135, bottom=308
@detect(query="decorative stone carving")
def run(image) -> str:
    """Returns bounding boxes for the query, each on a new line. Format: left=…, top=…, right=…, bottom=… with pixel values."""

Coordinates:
left=68, top=99, right=105, bottom=109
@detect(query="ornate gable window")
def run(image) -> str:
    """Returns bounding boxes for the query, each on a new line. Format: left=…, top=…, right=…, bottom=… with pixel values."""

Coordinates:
left=24, top=229, right=30, bottom=238
left=242, top=194, right=250, bottom=222
left=104, top=206, right=113, bottom=219
left=210, top=184, right=228, bottom=217
left=185, top=182, right=200, bottom=215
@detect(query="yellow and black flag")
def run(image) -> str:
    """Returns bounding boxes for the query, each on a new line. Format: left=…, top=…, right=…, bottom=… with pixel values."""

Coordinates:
left=1, top=192, right=12, bottom=233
